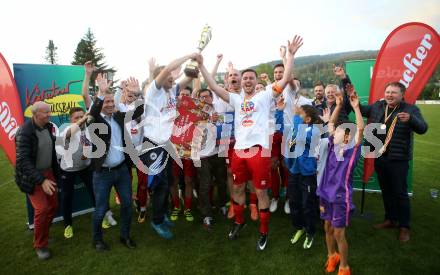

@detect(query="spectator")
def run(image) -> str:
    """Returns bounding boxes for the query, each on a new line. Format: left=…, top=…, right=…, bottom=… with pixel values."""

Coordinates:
left=15, top=101, right=59, bottom=260
left=360, top=81, right=428, bottom=242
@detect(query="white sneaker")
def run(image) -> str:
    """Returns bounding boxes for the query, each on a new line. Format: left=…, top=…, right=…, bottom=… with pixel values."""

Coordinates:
left=284, top=200, right=290, bottom=214
left=105, top=210, right=117, bottom=226
left=269, top=198, right=279, bottom=213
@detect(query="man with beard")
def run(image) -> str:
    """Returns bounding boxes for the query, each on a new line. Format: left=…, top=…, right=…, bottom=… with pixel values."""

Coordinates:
left=312, top=81, right=326, bottom=116
left=195, top=35, right=303, bottom=251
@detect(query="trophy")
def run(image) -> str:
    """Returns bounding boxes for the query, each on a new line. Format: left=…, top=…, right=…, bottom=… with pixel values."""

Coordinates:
left=184, top=25, right=212, bottom=78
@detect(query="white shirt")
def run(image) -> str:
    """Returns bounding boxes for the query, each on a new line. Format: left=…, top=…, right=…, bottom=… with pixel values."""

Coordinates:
left=143, top=80, right=178, bottom=144
left=279, top=86, right=313, bottom=157
left=211, top=94, right=235, bottom=156
left=197, top=120, right=219, bottom=158
left=213, top=93, right=234, bottom=113
left=228, top=88, right=274, bottom=150
left=101, top=113, right=125, bottom=167
left=118, top=102, right=144, bottom=148
left=57, top=127, right=91, bottom=172
left=282, top=85, right=313, bottom=129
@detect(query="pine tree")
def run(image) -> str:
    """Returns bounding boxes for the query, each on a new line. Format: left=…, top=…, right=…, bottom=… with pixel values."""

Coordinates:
left=72, top=28, right=114, bottom=78
left=44, top=40, right=58, bottom=64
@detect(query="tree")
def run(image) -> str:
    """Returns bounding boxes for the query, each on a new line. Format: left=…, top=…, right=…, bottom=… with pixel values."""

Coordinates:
left=72, top=28, right=114, bottom=79
left=44, top=40, right=58, bottom=64
left=255, top=63, right=274, bottom=82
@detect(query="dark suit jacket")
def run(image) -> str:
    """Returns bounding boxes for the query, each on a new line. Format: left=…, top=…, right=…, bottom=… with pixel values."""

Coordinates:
left=87, top=97, right=144, bottom=171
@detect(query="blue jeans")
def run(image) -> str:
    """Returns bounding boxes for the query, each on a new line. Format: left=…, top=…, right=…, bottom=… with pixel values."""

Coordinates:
left=92, top=164, right=132, bottom=241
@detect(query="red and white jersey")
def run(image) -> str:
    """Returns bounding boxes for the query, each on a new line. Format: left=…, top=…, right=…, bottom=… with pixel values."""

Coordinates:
left=228, top=88, right=274, bottom=150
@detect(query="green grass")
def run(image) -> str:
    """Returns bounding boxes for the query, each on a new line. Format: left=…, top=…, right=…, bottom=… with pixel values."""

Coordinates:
left=0, top=105, right=439, bottom=275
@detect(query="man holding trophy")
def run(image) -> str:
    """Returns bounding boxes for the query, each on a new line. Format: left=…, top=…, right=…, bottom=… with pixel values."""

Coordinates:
left=140, top=25, right=212, bottom=239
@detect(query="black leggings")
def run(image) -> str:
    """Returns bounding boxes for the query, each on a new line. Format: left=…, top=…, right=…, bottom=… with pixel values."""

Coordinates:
left=59, top=168, right=95, bottom=227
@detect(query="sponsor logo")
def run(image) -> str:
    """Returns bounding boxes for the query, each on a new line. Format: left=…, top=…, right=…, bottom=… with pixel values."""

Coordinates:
left=242, top=119, right=254, bottom=127
left=25, top=80, right=82, bottom=107
left=400, top=33, right=433, bottom=88
left=150, top=152, right=158, bottom=161
left=0, top=101, right=20, bottom=141
left=240, top=101, right=255, bottom=114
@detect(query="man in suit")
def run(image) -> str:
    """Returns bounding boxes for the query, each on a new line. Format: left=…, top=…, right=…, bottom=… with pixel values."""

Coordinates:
left=87, top=73, right=143, bottom=251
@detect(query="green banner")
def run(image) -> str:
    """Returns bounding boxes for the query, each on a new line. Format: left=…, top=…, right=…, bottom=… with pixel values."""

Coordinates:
left=13, top=64, right=94, bottom=227
left=345, top=59, right=413, bottom=194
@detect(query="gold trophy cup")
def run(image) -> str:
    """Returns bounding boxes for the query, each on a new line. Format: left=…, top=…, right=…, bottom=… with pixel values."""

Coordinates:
left=184, top=25, right=212, bottom=78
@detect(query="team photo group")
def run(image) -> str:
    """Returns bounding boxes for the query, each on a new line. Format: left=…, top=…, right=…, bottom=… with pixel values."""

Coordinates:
left=14, top=31, right=428, bottom=275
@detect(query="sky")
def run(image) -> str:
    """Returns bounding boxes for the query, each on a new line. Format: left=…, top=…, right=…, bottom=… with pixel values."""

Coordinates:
left=1, top=0, right=439, bottom=82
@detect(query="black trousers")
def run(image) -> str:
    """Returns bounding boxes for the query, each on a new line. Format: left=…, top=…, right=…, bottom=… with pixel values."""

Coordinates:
left=59, top=168, right=95, bottom=227
left=287, top=172, right=318, bottom=235
left=374, top=156, right=410, bottom=228
left=196, top=155, right=227, bottom=218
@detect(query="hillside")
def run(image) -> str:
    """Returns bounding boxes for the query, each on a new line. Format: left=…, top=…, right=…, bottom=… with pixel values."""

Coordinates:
left=252, top=50, right=379, bottom=88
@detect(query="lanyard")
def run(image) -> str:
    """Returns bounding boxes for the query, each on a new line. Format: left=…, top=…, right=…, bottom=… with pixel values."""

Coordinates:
left=384, top=104, right=398, bottom=124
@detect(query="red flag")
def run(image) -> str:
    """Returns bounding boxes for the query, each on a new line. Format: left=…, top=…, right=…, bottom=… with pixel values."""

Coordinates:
left=0, top=53, right=24, bottom=165
left=363, top=22, right=440, bottom=183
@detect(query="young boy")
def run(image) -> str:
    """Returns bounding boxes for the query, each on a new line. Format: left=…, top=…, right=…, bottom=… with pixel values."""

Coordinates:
left=317, top=89, right=364, bottom=275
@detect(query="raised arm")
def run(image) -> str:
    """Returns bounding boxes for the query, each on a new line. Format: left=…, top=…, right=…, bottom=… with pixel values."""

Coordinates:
left=328, top=92, right=343, bottom=136
left=155, top=53, right=198, bottom=89
left=273, top=35, right=303, bottom=97
left=334, top=65, right=353, bottom=115
left=148, top=57, right=157, bottom=83
left=177, top=76, right=193, bottom=91
left=65, top=113, right=89, bottom=140
left=82, top=61, right=95, bottom=109
left=192, top=77, right=202, bottom=98
left=196, top=54, right=230, bottom=103
left=279, top=46, right=287, bottom=66
left=142, top=58, right=157, bottom=95
left=89, top=73, right=111, bottom=119
left=349, top=92, right=365, bottom=146
left=211, top=54, right=223, bottom=78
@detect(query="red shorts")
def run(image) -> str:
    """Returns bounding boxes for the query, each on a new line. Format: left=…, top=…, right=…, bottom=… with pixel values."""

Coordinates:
left=271, top=132, right=283, bottom=158
left=231, top=146, right=271, bottom=190
left=225, top=141, right=235, bottom=168
left=172, top=159, right=196, bottom=178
